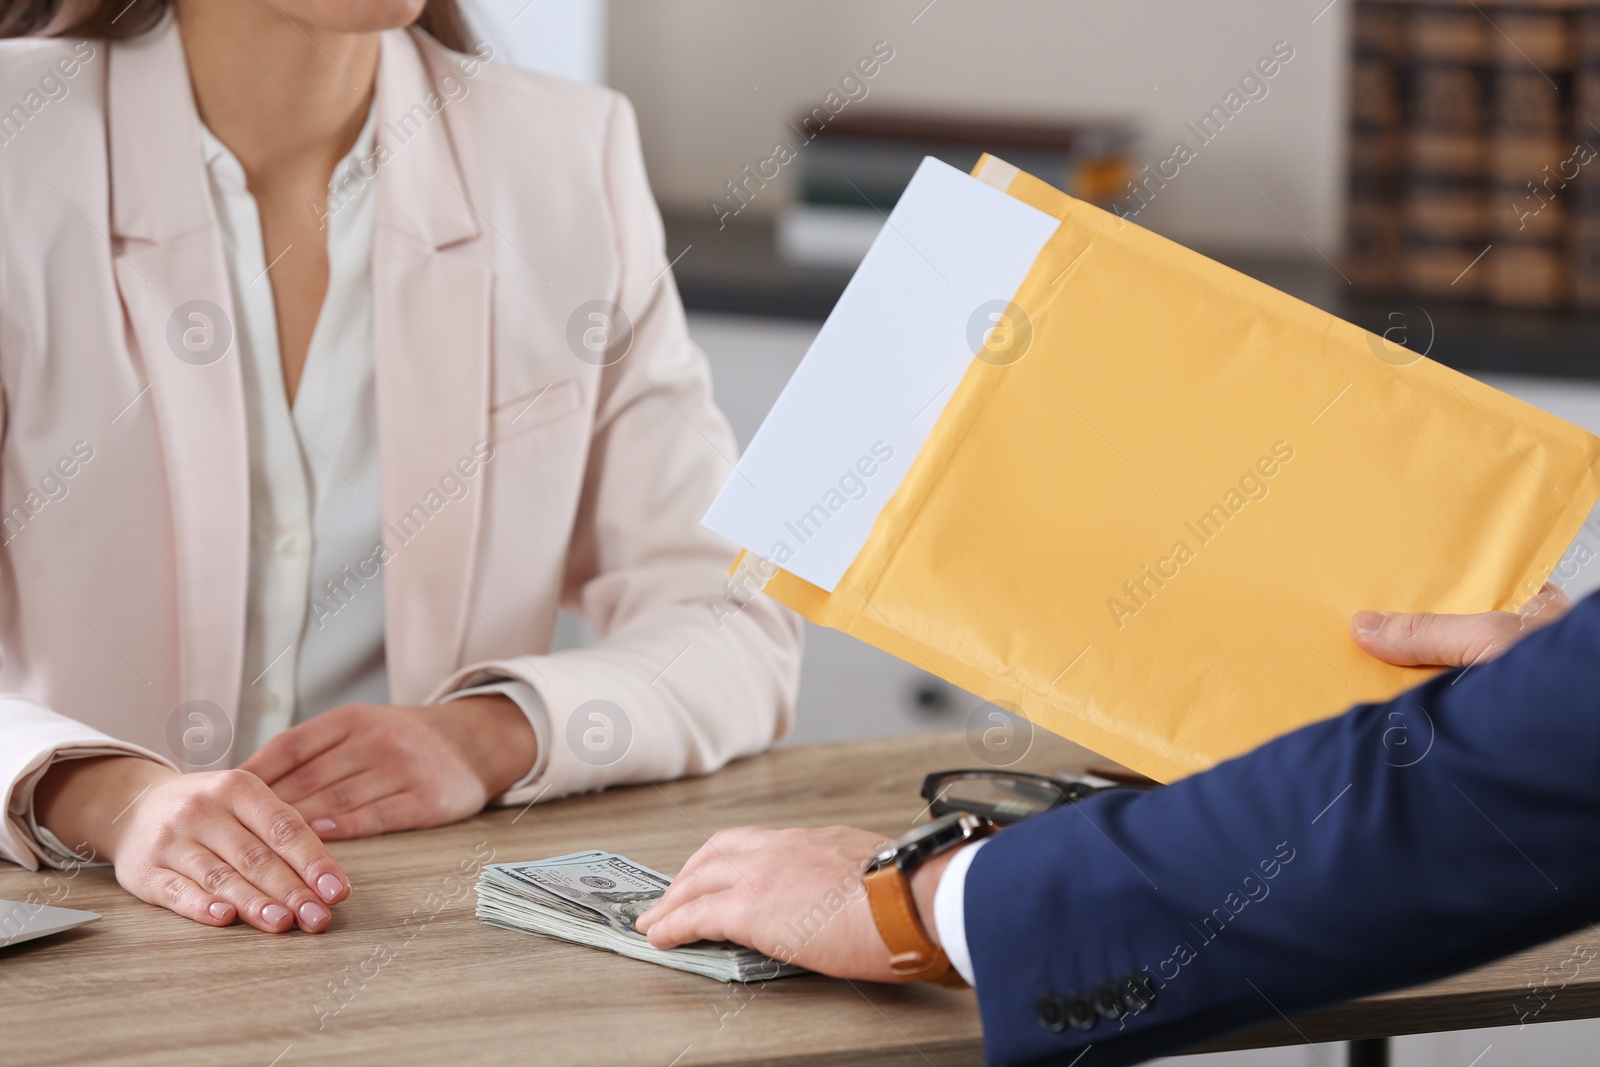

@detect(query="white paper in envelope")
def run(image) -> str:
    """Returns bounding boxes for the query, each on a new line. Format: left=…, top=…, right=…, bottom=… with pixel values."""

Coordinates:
left=702, top=157, right=1060, bottom=591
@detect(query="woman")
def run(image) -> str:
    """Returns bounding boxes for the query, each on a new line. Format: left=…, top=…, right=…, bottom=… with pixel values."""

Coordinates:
left=0, top=0, right=801, bottom=935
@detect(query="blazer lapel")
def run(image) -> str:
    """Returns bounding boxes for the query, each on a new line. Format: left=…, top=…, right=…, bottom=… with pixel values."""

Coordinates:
left=108, top=17, right=250, bottom=731
left=371, top=30, right=490, bottom=703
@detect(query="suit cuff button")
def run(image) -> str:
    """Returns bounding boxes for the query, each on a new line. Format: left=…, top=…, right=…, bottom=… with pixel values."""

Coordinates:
left=1122, top=971, right=1157, bottom=1012
left=1093, top=979, right=1127, bottom=1019
left=1035, top=994, right=1070, bottom=1033
left=1065, top=992, right=1097, bottom=1030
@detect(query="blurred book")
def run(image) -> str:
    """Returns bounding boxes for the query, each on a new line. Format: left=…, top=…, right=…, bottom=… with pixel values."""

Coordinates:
left=778, top=110, right=1135, bottom=269
left=1344, top=0, right=1407, bottom=292
left=1486, top=0, right=1576, bottom=309
left=1401, top=0, right=1492, bottom=299
left=1345, top=0, right=1600, bottom=311
left=777, top=204, right=888, bottom=271
left=1576, top=2, right=1600, bottom=309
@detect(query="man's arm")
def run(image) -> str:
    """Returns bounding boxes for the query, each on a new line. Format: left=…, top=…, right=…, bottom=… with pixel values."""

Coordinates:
left=962, top=589, right=1600, bottom=1065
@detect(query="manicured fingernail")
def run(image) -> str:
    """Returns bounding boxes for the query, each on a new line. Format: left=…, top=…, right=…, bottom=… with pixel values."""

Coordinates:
left=298, top=901, right=330, bottom=928
left=317, top=873, right=344, bottom=902
left=208, top=901, right=232, bottom=921
left=312, top=818, right=337, bottom=835
left=262, top=904, right=292, bottom=929
left=1352, top=611, right=1386, bottom=637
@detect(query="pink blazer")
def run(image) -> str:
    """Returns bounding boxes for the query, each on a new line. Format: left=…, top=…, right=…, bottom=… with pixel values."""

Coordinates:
left=0, top=19, right=801, bottom=868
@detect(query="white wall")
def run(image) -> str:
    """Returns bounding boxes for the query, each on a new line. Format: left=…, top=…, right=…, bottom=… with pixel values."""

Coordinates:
left=472, top=0, right=607, bottom=83
left=608, top=0, right=1348, bottom=256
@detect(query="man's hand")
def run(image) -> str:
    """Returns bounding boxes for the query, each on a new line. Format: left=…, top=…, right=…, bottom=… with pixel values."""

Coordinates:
left=1350, top=582, right=1572, bottom=668
left=637, top=825, right=950, bottom=983
left=34, top=755, right=350, bottom=932
left=239, top=696, right=536, bottom=841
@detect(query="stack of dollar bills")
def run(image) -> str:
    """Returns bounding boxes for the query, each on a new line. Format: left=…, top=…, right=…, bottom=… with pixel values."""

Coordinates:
left=477, top=851, right=805, bottom=983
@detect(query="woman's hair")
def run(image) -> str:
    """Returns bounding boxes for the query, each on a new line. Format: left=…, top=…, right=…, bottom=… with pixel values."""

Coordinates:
left=0, top=0, right=477, bottom=52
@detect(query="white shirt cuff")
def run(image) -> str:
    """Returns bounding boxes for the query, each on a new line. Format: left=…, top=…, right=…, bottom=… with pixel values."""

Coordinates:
left=933, top=837, right=988, bottom=987
left=442, top=681, right=550, bottom=794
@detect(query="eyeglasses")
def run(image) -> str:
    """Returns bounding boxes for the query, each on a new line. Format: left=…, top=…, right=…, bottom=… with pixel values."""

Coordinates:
left=921, top=768, right=1158, bottom=825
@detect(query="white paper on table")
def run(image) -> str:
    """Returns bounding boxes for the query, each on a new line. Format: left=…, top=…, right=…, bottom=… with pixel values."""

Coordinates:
left=702, top=156, right=1060, bottom=591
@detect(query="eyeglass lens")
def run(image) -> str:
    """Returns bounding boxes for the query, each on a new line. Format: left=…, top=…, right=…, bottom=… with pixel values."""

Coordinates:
left=933, top=773, right=1065, bottom=820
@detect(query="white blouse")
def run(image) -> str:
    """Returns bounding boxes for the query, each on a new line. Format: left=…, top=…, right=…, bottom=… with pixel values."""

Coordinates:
left=202, top=110, right=389, bottom=753
left=201, top=109, right=545, bottom=776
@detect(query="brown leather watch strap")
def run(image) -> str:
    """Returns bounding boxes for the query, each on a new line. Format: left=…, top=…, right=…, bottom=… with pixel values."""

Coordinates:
left=864, top=865, right=967, bottom=988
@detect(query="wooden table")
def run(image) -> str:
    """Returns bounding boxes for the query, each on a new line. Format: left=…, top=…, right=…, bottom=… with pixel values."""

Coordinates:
left=1, top=730, right=1596, bottom=1066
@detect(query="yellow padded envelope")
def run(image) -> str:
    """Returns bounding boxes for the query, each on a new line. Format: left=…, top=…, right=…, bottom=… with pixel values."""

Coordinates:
left=757, top=158, right=1600, bottom=783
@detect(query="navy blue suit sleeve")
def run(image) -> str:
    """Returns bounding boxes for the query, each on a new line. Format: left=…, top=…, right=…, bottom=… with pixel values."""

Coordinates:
left=964, top=591, right=1600, bottom=1067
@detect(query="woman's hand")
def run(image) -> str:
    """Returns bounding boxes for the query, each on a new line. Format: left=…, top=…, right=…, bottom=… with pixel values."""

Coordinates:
left=34, top=756, right=350, bottom=932
left=1351, top=583, right=1572, bottom=668
left=638, top=826, right=919, bottom=982
left=239, top=697, right=537, bottom=841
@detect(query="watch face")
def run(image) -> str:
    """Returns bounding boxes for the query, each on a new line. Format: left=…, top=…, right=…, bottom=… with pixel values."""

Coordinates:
left=888, top=811, right=955, bottom=849
left=871, top=811, right=979, bottom=873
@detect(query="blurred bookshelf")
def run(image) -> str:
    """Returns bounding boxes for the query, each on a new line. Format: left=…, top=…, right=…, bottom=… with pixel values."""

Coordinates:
left=664, top=209, right=1600, bottom=381
left=1344, top=0, right=1600, bottom=311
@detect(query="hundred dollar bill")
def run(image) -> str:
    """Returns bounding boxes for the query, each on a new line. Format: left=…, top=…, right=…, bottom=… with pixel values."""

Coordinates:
left=477, top=851, right=805, bottom=983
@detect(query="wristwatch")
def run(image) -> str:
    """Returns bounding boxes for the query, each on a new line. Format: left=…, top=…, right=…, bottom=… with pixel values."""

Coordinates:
left=864, top=810, right=995, bottom=986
